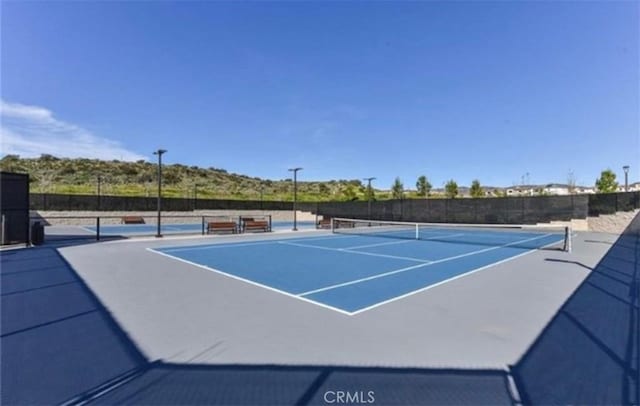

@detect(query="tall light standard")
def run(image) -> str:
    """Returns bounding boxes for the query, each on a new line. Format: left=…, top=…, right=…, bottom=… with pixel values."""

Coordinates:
left=623, top=165, right=630, bottom=192
left=259, top=183, right=264, bottom=210
left=97, top=175, right=102, bottom=210
left=193, top=183, right=200, bottom=211
left=363, top=177, right=376, bottom=219
left=288, top=167, right=303, bottom=231
left=153, top=149, right=167, bottom=238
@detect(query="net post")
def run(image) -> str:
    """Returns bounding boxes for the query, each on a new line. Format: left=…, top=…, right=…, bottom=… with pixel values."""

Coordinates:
left=201, top=216, right=205, bottom=235
left=564, top=226, right=571, bottom=253
left=331, top=218, right=335, bottom=233
left=96, top=217, right=100, bottom=241
left=415, top=223, right=419, bottom=240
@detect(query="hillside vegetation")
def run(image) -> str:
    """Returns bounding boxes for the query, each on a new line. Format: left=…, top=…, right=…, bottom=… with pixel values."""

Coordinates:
left=1, top=154, right=409, bottom=201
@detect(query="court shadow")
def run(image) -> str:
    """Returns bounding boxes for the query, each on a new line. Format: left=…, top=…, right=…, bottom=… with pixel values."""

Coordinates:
left=1, top=247, right=148, bottom=405
left=511, top=211, right=639, bottom=405
left=544, top=257, right=593, bottom=271
left=88, top=363, right=516, bottom=406
left=584, top=239, right=614, bottom=245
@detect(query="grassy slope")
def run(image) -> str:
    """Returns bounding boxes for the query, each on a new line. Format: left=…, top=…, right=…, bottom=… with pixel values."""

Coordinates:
left=1, top=155, right=421, bottom=201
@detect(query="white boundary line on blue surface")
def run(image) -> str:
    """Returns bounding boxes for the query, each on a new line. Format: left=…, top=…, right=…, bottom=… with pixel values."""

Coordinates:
left=341, top=232, right=466, bottom=250
left=341, top=240, right=415, bottom=250
left=80, top=226, right=97, bottom=234
left=159, top=234, right=359, bottom=253
left=147, top=247, right=354, bottom=316
left=298, top=233, right=555, bottom=297
left=277, top=241, right=432, bottom=263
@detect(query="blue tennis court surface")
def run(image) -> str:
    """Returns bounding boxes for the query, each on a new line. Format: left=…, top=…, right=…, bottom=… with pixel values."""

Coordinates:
left=150, top=228, right=565, bottom=315
left=84, top=220, right=316, bottom=235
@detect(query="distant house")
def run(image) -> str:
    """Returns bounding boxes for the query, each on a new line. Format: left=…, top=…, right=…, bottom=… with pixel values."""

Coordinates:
left=505, top=187, right=535, bottom=196
left=575, top=187, right=596, bottom=194
left=620, top=182, right=640, bottom=192
left=543, top=184, right=570, bottom=195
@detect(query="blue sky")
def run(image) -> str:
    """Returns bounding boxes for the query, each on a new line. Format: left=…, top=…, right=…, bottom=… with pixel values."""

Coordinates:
left=1, top=1, right=638, bottom=188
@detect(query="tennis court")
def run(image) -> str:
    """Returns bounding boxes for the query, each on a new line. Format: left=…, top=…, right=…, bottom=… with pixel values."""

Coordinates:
left=150, top=219, right=569, bottom=314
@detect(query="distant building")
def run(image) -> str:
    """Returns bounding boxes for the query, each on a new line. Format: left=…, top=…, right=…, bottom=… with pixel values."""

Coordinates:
left=575, top=187, right=596, bottom=194
left=543, top=184, right=570, bottom=195
left=619, top=182, right=640, bottom=192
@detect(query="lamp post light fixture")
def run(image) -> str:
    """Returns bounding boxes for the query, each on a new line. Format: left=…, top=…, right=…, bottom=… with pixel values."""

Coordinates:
left=97, top=175, right=102, bottom=210
left=193, top=183, right=200, bottom=211
left=363, top=177, right=376, bottom=220
left=259, top=183, right=264, bottom=210
left=153, top=149, right=167, bottom=238
left=623, top=165, right=630, bottom=192
left=288, top=167, right=303, bottom=231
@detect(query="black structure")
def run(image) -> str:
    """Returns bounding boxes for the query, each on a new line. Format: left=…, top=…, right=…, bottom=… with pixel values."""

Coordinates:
left=153, top=149, right=167, bottom=238
left=0, top=171, right=30, bottom=245
left=288, top=167, right=303, bottom=231
left=313, top=195, right=593, bottom=225
left=27, top=192, right=640, bottom=225
left=363, top=177, right=376, bottom=220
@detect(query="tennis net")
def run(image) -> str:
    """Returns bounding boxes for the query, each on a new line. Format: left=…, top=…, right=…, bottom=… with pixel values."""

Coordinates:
left=331, top=217, right=572, bottom=252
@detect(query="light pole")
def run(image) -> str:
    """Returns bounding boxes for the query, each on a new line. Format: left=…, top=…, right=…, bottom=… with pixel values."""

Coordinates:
left=193, top=183, right=199, bottom=211
left=259, top=183, right=264, bottom=210
left=97, top=175, right=102, bottom=210
left=363, top=177, right=376, bottom=219
left=288, top=167, right=303, bottom=231
left=153, top=149, right=167, bottom=237
left=623, top=165, right=630, bottom=192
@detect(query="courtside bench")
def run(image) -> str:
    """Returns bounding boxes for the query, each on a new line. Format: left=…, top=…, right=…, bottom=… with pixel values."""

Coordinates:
left=207, top=221, right=238, bottom=234
left=241, top=217, right=271, bottom=233
left=121, top=216, right=145, bottom=224
left=317, top=216, right=332, bottom=229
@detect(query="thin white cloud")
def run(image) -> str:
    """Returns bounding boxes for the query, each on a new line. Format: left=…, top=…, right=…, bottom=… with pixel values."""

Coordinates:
left=0, top=100, right=147, bottom=161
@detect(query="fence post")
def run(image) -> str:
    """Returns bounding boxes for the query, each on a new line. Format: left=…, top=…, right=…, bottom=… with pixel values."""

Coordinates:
left=474, top=198, right=478, bottom=223
left=445, top=199, right=449, bottom=223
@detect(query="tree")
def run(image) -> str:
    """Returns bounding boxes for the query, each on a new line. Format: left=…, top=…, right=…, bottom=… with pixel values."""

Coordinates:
left=340, top=184, right=358, bottom=201
left=391, top=177, right=404, bottom=199
left=470, top=179, right=483, bottom=198
left=416, top=175, right=432, bottom=197
left=445, top=179, right=458, bottom=198
left=595, top=169, right=618, bottom=193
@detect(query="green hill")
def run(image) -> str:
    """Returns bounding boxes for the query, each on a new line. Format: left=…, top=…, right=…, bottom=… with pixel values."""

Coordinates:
left=0, top=154, right=395, bottom=201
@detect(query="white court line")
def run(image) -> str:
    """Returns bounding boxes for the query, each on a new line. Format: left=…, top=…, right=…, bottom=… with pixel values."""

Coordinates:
left=146, top=248, right=353, bottom=316
left=160, top=234, right=358, bottom=253
left=277, top=241, right=431, bottom=263
left=349, top=236, right=565, bottom=315
left=342, top=240, right=415, bottom=250
left=298, top=233, right=554, bottom=297
left=342, top=233, right=466, bottom=250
